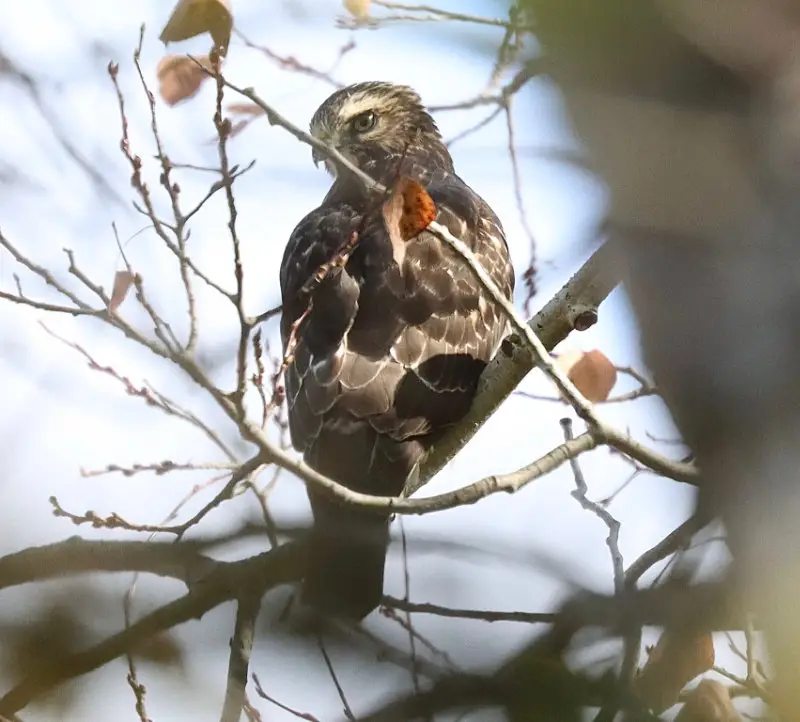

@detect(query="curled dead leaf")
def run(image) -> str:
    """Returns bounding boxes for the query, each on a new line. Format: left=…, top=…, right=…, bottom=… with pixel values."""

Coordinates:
left=382, top=177, right=437, bottom=269
left=556, top=349, right=618, bottom=402
left=157, top=54, right=214, bottom=106
left=634, top=629, right=716, bottom=713
left=674, top=679, right=741, bottom=722
left=392, top=178, right=436, bottom=240
left=159, top=0, right=232, bottom=54
left=108, top=270, right=135, bottom=314
left=344, top=0, right=372, bottom=20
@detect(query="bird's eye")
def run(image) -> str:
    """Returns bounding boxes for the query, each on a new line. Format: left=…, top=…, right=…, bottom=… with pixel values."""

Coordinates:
left=351, top=110, right=377, bottom=133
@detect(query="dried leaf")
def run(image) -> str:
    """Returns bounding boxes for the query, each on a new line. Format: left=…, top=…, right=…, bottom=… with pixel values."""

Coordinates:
left=157, top=54, right=214, bottom=106
left=344, top=0, right=372, bottom=20
left=634, top=629, right=716, bottom=713
left=399, top=178, right=436, bottom=240
left=675, top=680, right=741, bottom=722
left=556, top=349, right=618, bottom=402
left=382, top=178, right=437, bottom=269
left=159, top=0, right=232, bottom=54
left=554, top=348, right=585, bottom=375
left=108, top=270, right=135, bottom=314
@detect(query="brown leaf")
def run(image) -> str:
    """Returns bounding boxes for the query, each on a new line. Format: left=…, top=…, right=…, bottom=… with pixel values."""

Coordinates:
left=108, top=270, right=135, bottom=314
left=382, top=177, right=437, bottom=269
left=674, top=680, right=741, bottom=722
left=556, top=349, right=618, bottom=402
left=159, top=0, right=232, bottom=54
left=157, top=54, right=214, bottom=106
left=634, top=629, right=716, bottom=713
left=344, top=0, right=372, bottom=20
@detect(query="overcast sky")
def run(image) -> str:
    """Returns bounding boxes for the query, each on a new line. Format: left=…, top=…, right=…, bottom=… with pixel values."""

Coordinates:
left=0, top=1, right=736, bottom=720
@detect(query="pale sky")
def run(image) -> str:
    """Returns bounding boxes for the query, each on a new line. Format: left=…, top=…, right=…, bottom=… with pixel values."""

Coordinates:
left=0, top=1, right=738, bottom=720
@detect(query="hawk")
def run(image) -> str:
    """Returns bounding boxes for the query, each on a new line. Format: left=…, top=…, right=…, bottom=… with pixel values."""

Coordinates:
left=280, top=81, right=515, bottom=619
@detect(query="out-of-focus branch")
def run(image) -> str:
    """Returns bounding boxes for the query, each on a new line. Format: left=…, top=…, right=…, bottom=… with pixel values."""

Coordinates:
left=383, top=597, right=557, bottom=624
left=0, top=537, right=216, bottom=592
left=342, top=1, right=532, bottom=30
left=0, top=541, right=303, bottom=716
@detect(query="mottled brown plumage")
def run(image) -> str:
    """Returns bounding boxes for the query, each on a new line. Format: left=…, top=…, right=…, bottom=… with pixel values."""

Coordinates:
left=280, top=81, right=515, bottom=619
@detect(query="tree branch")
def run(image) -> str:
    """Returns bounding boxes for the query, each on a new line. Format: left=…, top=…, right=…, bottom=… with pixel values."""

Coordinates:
left=0, top=542, right=303, bottom=716
left=220, top=593, right=262, bottom=722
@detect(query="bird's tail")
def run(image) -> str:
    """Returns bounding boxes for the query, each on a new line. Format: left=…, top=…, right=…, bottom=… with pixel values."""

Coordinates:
left=302, top=500, right=390, bottom=620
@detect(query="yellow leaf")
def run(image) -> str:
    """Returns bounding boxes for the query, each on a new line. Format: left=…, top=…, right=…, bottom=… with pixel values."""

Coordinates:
left=159, top=0, right=232, bottom=54
left=344, top=0, right=371, bottom=20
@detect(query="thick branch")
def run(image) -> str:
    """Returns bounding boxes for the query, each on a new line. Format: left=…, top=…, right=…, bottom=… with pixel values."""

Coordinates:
left=0, top=537, right=216, bottom=591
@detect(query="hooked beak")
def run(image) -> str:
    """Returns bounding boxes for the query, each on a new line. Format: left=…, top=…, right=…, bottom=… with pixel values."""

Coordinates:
left=312, top=147, right=325, bottom=168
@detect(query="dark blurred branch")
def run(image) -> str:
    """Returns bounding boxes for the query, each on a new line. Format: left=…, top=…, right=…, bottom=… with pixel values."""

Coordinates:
left=0, top=541, right=303, bottom=716
left=383, top=597, right=557, bottom=624
left=597, top=514, right=710, bottom=721
left=364, top=579, right=739, bottom=721
left=0, top=537, right=215, bottom=591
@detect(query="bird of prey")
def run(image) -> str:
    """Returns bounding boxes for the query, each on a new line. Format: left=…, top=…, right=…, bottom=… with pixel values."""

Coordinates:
left=279, top=81, right=515, bottom=619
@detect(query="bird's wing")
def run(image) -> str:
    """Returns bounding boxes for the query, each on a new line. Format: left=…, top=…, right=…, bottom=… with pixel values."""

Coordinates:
left=279, top=175, right=514, bottom=486
left=367, top=171, right=515, bottom=433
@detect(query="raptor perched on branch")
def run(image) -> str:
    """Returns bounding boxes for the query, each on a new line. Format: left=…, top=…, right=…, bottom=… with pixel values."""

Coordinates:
left=280, top=81, right=515, bottom=619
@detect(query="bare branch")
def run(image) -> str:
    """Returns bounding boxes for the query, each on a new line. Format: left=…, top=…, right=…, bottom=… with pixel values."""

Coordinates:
left=383, top=597, right=557, bottom=625
left=80, top=460, right=237, bottom=478
left=220, top=593, right=262, bottom=722
left=561, top=418, right=624, bottom=594
left=0, top=537, right=215, bottom=592
left=252, top=673, right=321, bottom=721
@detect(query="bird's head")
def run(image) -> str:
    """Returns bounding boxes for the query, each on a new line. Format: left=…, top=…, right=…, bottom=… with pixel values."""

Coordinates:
left=308, top=81, right=451, bottom=179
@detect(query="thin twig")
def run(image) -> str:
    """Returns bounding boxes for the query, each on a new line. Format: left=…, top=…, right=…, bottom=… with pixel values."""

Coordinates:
left=382, top=597, right=557, bottom=624
left=316, top=638, right=355, bottom=721
left=561, top=418, right=625, bottom=595
left=503, top=97, right=538, bottom=310
left=399, top=520, right=421, bottom=694
left=252, top=674, right=321, bottom=721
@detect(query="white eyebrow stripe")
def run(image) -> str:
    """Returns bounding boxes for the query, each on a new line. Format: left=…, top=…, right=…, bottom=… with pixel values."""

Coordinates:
left=338, top=93, right=392, bottom=121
